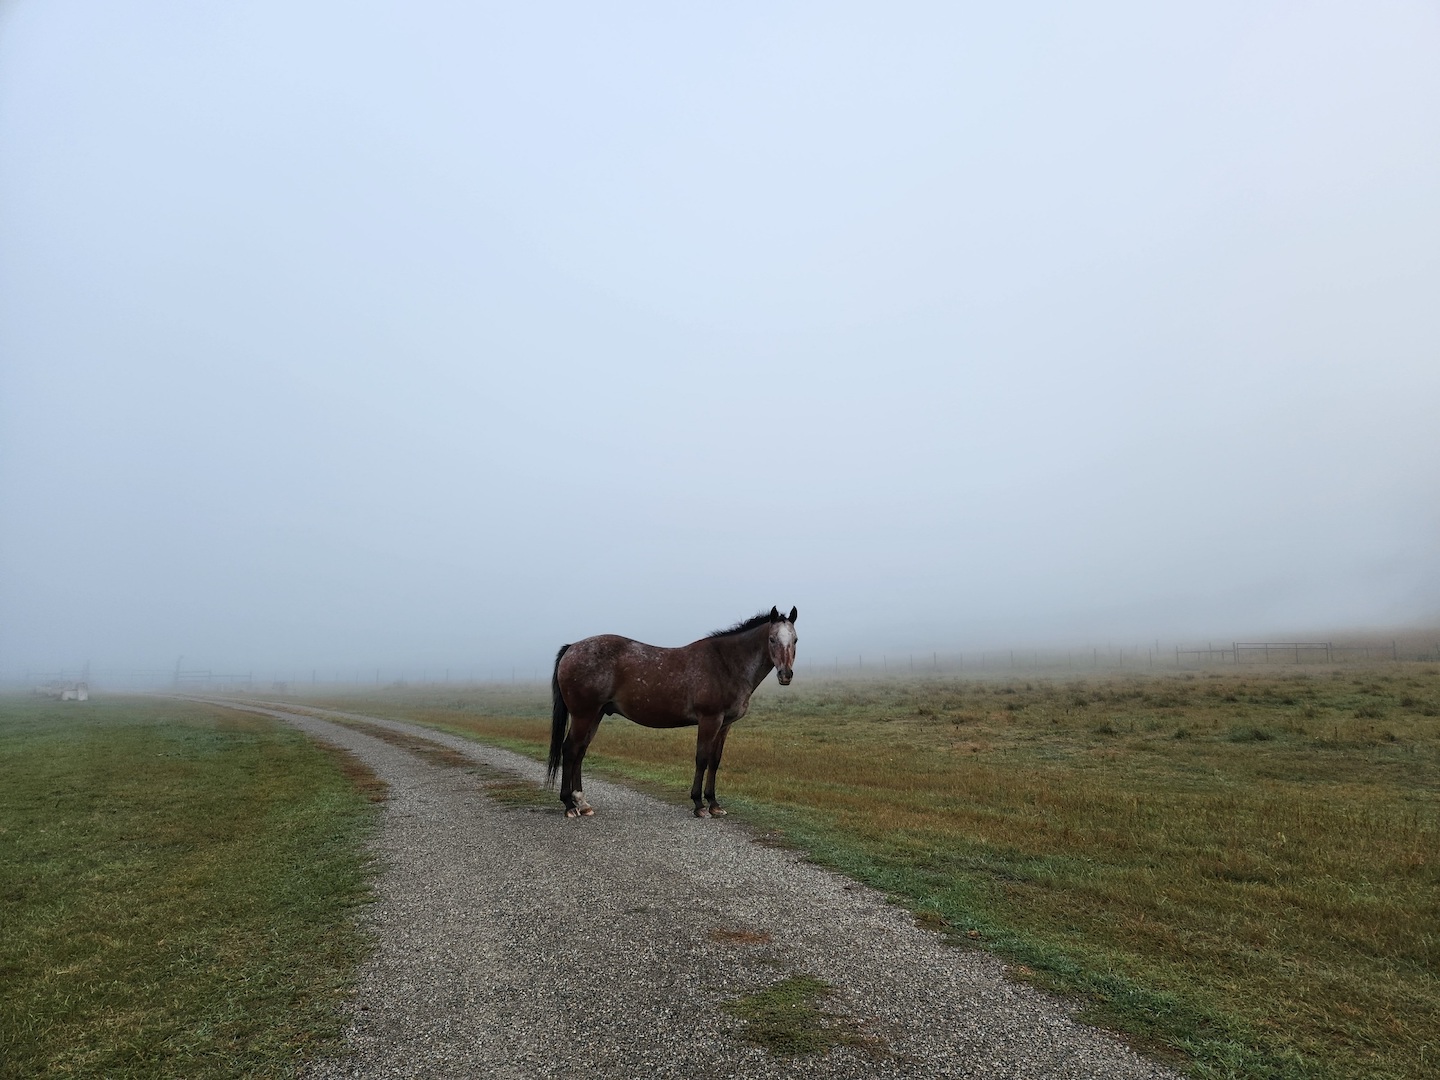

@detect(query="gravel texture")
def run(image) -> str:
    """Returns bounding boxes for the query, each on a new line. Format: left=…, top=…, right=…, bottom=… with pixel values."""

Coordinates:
left=233, top=701, right=1180, bottom=1080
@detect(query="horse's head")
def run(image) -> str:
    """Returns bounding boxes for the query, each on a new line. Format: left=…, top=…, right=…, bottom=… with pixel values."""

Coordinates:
left=767, top=606, right=798, bottom=685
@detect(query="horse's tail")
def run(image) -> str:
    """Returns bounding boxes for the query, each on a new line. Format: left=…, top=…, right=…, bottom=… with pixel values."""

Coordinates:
left=546, top=644, right=571, bottom=786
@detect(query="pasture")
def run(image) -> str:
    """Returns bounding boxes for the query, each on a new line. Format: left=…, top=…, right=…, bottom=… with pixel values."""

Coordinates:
left=0, top=696, right=380, bottom=1079
left=302, top=664, right=1440, bottom=1080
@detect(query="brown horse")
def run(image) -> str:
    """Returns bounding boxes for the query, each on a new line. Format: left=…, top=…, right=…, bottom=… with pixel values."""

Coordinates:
left=548, top=606, right=798, bottom=818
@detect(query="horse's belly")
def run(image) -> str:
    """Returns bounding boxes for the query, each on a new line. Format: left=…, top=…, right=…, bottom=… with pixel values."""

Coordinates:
left=613, top=700, right=696, bottom=729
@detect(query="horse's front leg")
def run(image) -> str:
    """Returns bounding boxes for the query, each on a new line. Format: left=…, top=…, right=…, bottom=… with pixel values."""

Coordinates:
left=703, top=721, right=734, bottom=816
left=691, top=716, right=722, bottom=817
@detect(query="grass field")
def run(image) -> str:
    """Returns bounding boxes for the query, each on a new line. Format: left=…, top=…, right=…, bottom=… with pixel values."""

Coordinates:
left=0, top=696, right=380, bottom=1080
left=300, top=663, right=1440, bottom=1080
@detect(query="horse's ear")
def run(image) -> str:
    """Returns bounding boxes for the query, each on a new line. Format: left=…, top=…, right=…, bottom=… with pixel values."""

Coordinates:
left=769, top=606, right=780, bottom=622
left=788, top=606, right=798, bottom=623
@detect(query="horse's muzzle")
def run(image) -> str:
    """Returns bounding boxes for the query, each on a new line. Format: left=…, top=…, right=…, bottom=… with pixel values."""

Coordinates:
left=777, top=668, right=793, bottom=685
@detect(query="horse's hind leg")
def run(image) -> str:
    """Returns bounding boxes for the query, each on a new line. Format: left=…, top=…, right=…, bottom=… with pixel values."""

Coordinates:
left=561, top=712, right=601, bottom=818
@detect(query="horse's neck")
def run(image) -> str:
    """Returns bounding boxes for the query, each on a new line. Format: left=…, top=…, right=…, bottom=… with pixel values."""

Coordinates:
left=712, top=626, right=773, bottom=692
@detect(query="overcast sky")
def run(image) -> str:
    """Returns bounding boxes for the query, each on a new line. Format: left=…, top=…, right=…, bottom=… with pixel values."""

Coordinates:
left=2, top=1, right=1438, bottom=680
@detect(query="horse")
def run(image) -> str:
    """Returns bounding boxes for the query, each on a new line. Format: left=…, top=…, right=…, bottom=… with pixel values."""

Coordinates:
left=547, top=606, right=798, bottom=818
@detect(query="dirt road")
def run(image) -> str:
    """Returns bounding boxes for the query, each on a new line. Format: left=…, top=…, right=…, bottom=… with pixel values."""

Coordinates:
left=230, top=702, right=1178, bottom=1080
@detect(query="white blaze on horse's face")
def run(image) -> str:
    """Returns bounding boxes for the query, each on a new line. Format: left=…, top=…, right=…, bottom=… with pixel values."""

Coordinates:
left=769, top=621, right=797, bottom=685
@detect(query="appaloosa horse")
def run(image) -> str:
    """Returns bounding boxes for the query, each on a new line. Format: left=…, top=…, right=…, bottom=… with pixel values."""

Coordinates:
left=548, top=606, right=798, bottom=818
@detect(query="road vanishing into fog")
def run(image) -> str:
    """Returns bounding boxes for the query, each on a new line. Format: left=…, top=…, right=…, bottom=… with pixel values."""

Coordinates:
left=216, top=700, right=1179, bottom=1080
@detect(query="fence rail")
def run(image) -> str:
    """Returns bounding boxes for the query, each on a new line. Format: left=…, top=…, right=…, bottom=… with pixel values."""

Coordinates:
left=1233, top=642, right=1333, bottom=663
left=1177, top=646, right=1235, bottom=663
left=10, top=637, right=1439, bottom=691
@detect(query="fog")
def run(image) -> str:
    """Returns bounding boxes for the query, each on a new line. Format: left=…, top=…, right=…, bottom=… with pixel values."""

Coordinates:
left=2, top=2, right=1438, bottom=684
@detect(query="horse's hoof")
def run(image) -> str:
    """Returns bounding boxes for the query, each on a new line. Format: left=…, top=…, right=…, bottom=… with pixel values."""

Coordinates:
left=579, top=806, right=595, bottom=817
left=709, top=806, right=727, bottom=817
left=565, top=807, right=580, bottom=819
left=694, top=806, right=710, bottom=818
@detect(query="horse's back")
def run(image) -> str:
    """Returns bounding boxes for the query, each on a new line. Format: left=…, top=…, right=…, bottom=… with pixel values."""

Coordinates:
left=556, top=633, right=699, bottom=724
left=557, top=633, right=657, bottom=697
left=561, top=632, right=657, bottom=664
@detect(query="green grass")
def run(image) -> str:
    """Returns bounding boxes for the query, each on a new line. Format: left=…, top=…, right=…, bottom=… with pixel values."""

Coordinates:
left=297, top=663, right=1440, bottom=1080
left=0, top=695, right=380, bottom=1079
left=722, top=974, right=863, bottom=1056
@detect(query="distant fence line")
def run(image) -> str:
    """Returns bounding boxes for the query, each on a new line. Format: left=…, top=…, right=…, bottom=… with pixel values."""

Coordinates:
left=1172, top=641, right=1410, bottom=666
left=12, top=638, right=1440, bottom=691
left=781, top=639, right=1432, bottom=675
left=1233, top=642, right=1334, bottom=663
left=808, top=647, right=1171, bottom=676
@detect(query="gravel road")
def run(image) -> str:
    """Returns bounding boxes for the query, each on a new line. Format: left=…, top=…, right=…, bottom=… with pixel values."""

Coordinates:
left=229, top=701, right=1180, bottom=1080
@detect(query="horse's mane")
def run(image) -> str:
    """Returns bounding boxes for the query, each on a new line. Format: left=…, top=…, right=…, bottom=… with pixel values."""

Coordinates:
left=708, top=611, right=772, bottom=638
